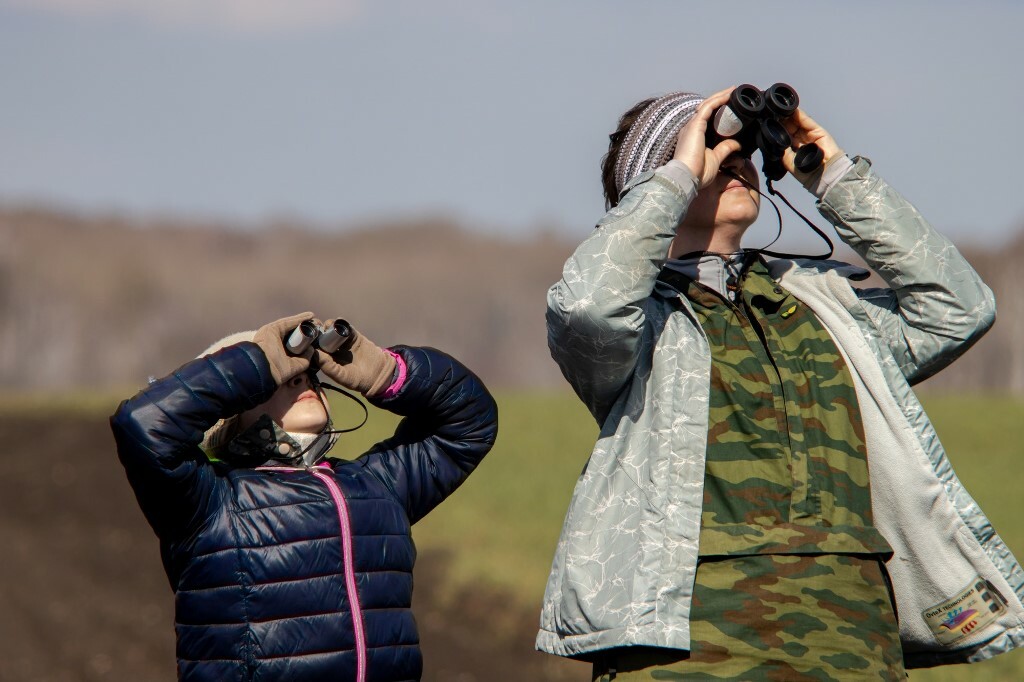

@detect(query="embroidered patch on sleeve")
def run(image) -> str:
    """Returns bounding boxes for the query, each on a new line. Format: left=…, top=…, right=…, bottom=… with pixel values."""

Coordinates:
left=921, top=576, right=1008, bottom=646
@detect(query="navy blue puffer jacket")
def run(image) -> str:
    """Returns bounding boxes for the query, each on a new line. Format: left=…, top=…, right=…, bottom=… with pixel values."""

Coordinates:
left=110, top=343, right=498, bottom=682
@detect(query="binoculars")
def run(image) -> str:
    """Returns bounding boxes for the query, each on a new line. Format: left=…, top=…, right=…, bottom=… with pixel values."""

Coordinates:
left=286, top=319, right=354, bottom=355
left=706, top=83, right=823, bottom=181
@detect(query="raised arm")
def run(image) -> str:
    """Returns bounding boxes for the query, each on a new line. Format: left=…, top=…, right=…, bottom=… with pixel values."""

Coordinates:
left=110, top=343, right=276, bottom=540
left=784, top=110, right=995, bottom=383
left=354, top=346, right=499, bottom=524
left=546, top=169, right=692, bottom=421
left=548, top=90, right=740, bottom=421
left=109, top=313, right=313, bottom=540
left=825, top=160, right=993, bottom=382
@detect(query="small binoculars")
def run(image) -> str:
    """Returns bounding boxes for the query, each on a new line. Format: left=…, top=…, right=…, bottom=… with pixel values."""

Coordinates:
left=706, top=82, right=823, bottom=181
left=286, top=319, right=354, bottom=356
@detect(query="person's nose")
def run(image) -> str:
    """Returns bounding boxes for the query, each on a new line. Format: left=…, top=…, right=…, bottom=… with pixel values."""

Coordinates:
left=289, top=373, right=313, bottom=389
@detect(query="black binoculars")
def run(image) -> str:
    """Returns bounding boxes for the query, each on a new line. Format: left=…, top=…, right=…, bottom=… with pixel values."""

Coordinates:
left=706, top=83, right=823, bottom=181
left=286, top=319, right=354, bottom=356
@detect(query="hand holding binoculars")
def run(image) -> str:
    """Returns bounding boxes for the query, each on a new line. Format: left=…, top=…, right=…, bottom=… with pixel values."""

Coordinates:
left=706, top=83, right=823, bottom=181
left=286, top=319, right=354, bottom=356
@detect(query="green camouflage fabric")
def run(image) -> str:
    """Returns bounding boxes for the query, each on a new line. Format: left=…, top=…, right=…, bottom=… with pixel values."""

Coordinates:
left=664, top=259, right=892, bottom=558
left=591, top=555, right=905, bottom=681
left=594, top=258, right=904, bottom=677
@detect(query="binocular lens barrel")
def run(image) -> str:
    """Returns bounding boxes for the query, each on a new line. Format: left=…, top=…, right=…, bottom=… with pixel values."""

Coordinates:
left=706, top=82, right=804, bottom=181
left=286, top=320, right=320, bottom=355
left=711, top=83, right=764, bottom=139
left=317, top=319, right=354, bottom=354
left=731, top=84, right=765, bottom=119
left=764, top=83, right=799, bottom=118
left=284, top=319, right=355, bottom=356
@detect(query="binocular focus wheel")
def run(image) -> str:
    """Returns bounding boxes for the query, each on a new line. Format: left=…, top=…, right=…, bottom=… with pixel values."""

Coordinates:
left=758, top=119, right=791, bottom=153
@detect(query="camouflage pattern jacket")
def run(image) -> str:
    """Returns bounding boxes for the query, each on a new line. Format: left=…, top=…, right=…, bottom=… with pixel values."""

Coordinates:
left=538, top=158, right=1024, bottom=668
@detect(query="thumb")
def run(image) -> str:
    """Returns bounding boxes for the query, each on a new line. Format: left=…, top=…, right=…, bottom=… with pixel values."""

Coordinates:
left=271, top=311, right=316, bottom=339
left=710, top=138, right=742, bottom=165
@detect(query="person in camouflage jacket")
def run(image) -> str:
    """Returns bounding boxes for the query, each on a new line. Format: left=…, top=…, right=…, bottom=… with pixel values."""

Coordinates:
left=538, top=87, right=1024, bottom=679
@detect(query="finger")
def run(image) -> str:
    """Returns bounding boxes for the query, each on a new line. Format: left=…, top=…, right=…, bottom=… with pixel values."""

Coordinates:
left=710, top=138, right=742, bottom=164
left=781, top=147, right=799, bottom=176
left=677, top=89, right=734, bottom=152
left=783, top=108, right=823, bottom=140
left=790, top=110, right=842, bottom=160
left=702, top=86, right=736, bottom=108
left=273, top=311, right=316, bottom=335
left=790, top=108, right=820, bottom=130
left=280, top=354, right=311, bottom=382
left=691, top=87, right=735, bottom=125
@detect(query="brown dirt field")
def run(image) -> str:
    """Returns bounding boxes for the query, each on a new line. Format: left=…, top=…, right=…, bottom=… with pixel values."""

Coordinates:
left=0, top=415, right=586, bottom=682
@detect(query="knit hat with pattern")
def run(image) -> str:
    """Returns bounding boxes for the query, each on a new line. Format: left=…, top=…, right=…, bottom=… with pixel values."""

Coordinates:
left=613, top=92, right=704, bottom=198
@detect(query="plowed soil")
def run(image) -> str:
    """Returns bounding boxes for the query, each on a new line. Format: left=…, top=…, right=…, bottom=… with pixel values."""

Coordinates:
left=0, top=415, right=585, bottom=682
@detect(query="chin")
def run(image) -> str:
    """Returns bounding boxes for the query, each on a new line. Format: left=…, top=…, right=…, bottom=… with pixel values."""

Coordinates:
left=282, top=406, right=329, bottom=434
left=284, top=421, right=329, bottom=435
left=735, top=202, right=760, bottom=226
left=720, top=211, right=759, bottom=231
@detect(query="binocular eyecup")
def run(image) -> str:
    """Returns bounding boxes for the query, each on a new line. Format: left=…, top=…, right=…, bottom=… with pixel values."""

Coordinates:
left=285, top=319, right=354, bottom=356
left=706, top=82, right=822, bottom=181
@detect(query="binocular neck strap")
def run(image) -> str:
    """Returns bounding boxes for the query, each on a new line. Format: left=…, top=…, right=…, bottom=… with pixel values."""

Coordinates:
left=721, top=168, right=834, bottom=261
left=284, top=382, right=368, bottom=467
left=319, top=382, right=370, bottom=435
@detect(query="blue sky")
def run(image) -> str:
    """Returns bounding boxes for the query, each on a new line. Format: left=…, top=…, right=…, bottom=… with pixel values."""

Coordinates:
left=2, top=1, right=1022, bottom=248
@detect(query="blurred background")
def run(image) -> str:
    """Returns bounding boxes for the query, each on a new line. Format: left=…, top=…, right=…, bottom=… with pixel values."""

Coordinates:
left=1, top=1, right=1022, bottom=680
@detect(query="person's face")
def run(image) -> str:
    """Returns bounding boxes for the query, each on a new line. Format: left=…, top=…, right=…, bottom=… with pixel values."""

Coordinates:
left=240, top=372, right=330, bottom=434
left=680, top=154, right=760, bottom=233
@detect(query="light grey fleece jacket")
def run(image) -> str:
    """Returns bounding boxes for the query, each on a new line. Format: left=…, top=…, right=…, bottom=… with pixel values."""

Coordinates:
left=538, top=157, right=1024, bottom=668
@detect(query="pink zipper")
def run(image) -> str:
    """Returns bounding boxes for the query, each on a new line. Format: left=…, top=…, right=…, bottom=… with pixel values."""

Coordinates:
left=257, top=465, right=367, bottom=682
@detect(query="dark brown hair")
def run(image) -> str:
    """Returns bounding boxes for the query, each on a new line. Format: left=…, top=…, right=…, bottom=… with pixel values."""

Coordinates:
left=601, top=97, right=656, bottom=210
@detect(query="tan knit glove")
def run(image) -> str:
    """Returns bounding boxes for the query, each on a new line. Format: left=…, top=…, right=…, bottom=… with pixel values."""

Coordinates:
left=315, top=321, right=396, bottom=397
left=252, top=312, right=315, bottom=386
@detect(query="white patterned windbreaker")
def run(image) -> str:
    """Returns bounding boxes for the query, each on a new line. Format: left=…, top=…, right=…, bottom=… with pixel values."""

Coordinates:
left=538, top=158, right=1024, bottom=668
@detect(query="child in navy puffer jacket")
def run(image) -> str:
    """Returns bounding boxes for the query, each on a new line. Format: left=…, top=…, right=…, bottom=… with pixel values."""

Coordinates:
left=110, top=312, right=499, bottom=682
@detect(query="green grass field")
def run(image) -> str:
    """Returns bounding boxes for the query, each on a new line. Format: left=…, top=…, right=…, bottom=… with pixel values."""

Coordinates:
left=329, top=390, right=1024, bottom=680
left=15, top=388, right=1020, bottom=678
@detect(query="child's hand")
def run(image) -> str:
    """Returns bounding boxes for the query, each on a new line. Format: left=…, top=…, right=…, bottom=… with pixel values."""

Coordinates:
left=252, top=312, right=315, bottom=386
left=316, top=322, right=397, bottom=397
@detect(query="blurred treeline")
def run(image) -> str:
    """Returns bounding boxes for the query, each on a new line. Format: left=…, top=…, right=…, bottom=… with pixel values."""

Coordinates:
left=1, top=206, right=1021, bottom=393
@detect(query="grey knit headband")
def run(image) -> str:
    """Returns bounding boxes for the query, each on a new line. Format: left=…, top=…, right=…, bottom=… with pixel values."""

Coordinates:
left=613, top=91, right=704, bottom=197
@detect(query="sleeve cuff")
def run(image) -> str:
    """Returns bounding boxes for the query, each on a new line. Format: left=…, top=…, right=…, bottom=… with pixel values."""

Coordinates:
left=803, top=152, right=854, bottom=199
left=378, top=349, right=408, bottom=400
left=656, top=160, right=700, bottom=196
